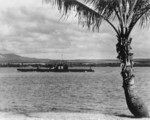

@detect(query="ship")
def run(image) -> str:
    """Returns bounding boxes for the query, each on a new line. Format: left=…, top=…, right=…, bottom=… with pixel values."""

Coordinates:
left=17, top=63, right=94, bottom=72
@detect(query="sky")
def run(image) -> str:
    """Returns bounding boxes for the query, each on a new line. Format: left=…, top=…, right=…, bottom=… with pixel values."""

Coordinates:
left=0, top=0, right=150, bottom=59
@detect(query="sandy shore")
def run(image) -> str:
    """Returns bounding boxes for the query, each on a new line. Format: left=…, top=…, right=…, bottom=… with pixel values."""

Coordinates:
left=0, top=112, right=150, bottom=120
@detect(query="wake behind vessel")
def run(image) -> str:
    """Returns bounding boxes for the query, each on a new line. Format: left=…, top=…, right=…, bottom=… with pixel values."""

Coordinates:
left=17, top=63, right=94, bottom=72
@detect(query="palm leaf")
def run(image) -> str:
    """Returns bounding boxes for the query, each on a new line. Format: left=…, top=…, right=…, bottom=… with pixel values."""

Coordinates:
left=45, top=0, right=150, bottom=37
left=44, top=0, right=118, bottom=33
left=128, top=3, right=150, bottom=35
left=85, top=0, right=117, bottom=19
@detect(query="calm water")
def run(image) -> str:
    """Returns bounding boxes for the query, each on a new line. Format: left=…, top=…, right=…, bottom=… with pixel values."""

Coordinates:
left=0, top=67, right=150, bottom=116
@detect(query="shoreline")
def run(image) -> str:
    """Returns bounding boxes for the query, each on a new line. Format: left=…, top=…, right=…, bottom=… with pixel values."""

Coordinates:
left=0, top=112, right=150, bottom=120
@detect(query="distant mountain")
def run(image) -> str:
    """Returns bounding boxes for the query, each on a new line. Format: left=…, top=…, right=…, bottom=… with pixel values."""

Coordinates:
left=0, top=53, right=150, bottom=67
left=0, top=53, right=50, bottom=63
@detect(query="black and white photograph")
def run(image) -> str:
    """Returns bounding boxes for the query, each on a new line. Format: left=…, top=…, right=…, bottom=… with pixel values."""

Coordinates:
left=0, top=0, right=150, bottom=120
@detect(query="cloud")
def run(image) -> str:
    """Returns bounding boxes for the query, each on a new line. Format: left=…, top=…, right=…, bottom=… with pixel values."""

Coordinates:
left=0, top=0, right=149, bottom=59
left=131, top=27, right=150, bottom=58
left=0, top=3, right=117, bottom=59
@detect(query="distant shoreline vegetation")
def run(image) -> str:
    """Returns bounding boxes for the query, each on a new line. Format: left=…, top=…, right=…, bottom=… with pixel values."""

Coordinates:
left=0, top=53, right=150, bottom=67
left=0, top=62, right=150, bottom=67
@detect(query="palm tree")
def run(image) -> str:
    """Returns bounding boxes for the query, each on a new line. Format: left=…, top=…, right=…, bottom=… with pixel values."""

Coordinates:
left=44, top=0, right=150, bottom=117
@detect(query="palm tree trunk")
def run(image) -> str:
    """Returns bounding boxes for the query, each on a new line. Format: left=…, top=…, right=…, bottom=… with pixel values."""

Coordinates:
left=116, top=37, right=149, bottom=117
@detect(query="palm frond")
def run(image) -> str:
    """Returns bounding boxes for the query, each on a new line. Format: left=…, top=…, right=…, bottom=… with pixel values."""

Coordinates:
left=45, top=0, right=102, bottom=30
left=139, top=8, right=150, bottom=28
left=135, top=0, right=150, bottom=27
left=128, top=2, right=150, bottom=35
left=44, top=0, right=118, bottom=33
left=45, top=0, right=150, bottom=37
left=85, top=0, right=117, bottom=19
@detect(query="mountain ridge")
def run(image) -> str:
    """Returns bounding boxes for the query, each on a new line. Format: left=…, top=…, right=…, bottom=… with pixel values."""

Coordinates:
left=0, top=53, right=150, bottom=66
left=0, top=53, right=50, bottom=63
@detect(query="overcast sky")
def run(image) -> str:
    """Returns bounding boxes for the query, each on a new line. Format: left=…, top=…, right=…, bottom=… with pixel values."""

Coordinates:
left=0, top=0, right=150, bottom=59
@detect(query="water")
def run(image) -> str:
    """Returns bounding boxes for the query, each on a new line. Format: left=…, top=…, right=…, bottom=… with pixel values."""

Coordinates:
left=0, top=67, right=150, bottom=116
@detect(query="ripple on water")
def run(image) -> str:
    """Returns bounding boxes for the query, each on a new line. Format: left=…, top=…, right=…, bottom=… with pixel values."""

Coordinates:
left=0, top=67, right=149, bottom=116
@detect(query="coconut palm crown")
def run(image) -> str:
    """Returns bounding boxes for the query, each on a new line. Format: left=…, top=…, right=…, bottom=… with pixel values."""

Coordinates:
left=44, top=0, right=150, bottom=118
left=45, top=0, right=150, bottom=35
